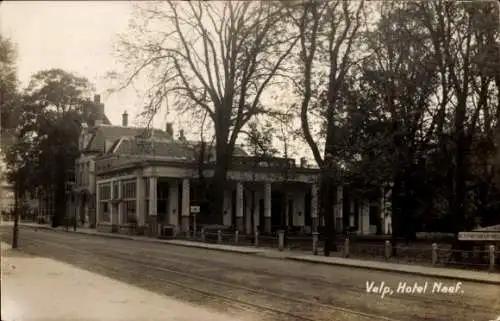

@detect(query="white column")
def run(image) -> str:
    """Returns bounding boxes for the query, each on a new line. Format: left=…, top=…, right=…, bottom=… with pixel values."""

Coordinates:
left=384, top=188, right=392, bottom=235
left=335, top=186, right=343, bottom=231
left=96, top=183, right=100, bottom=227
left=263, top=182, right=272, bottom=233
left=136, top=176, right=144, bottom=226
left=117, top=181, right=122, bottom=225
left=168, top=183, right=179, bottom=226
left=181, top=178, right=190, bottom=232
left=110, top=180, right=115, bottom=225
left=311, top=183, right=319, bottom=231
left=149, top=177, right=157, bottom=216
left=236, top=182, right=244, bottom=218
left=380, top=186, right=385, bottom=234
left=235, top=182, right=244, bottom=231
left=264, top=183, right=271, bottom=218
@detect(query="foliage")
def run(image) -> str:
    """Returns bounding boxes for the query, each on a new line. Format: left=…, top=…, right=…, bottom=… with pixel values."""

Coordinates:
left=5, top=69, right=96, bottom=226
left=0, top=35, right=20, bottom=130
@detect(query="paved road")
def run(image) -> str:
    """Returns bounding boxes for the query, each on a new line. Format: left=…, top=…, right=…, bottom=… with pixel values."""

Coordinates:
left=1, top=226, right=499, bottom=321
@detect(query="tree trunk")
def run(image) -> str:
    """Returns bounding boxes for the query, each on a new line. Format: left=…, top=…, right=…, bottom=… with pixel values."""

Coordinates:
left=12, top=182, right=20, bottom=249
left=207, top=137, right=231, bottom=225
left=391, top=174, right=404, bottom=256
left=322, top=175, right=337, bottom=256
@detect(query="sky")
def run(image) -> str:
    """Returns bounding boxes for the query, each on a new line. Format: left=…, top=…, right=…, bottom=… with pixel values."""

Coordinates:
left=0, top=1, right=314, bottom=162
left=1, top=1, right=143, bottom=126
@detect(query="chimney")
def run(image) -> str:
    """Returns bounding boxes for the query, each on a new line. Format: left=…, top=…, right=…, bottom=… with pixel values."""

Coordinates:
left=166, top=122, right=173, bottom=137
left=94, top=94, right=101, bottom=104
left=300, top=157, right=307, bottom=168
left=122, top=111, right=128, bottom=127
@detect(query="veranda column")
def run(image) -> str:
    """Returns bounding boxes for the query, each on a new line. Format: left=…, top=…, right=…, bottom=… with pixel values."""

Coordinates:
left=149, top=176, right=158, bottom=235
left=117, top=181, right=122, bottom=226
left=136, top=176, right=145, bottom=227
left=263, top=182, right=272, bottom=233
left=311, top=183, right=319, bottom=232
left=380, top=186, right=385, bottom=234
left=235, top=181, right=244, bottom=232
left=335, top=186, right=343, bottom=232
left=96, top=183, right=101, bottom=228
left=110, top=180, right=117, bottom=228
left=181, top=178, right=190, bottom=233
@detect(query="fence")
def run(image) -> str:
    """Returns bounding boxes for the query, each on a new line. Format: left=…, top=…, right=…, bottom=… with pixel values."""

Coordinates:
left=157, top=228, right=499, bottom=272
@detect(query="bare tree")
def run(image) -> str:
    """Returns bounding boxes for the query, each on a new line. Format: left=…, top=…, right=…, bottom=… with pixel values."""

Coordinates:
left=114, top=1, right=299, bottom=223
left=285, top=0, right=365, bottom=255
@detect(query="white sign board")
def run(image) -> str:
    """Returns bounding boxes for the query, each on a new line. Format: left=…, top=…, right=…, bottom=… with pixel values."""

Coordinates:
left=458, top=232, right=500, bottom=241
left=190, top=205, right=200, bottom=214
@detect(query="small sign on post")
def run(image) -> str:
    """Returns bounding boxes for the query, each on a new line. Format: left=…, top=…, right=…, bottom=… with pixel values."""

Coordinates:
left=458, top=232, right=500, bottom=241
left=190, top=206, right=200, bottom=213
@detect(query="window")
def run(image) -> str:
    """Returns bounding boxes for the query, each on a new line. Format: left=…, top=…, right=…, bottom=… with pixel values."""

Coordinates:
left=123, top=181, right=136, bottom=198
left=113, top=182, right=119, bottom=199
left=101, top=202, right=110, bottom=222
left=99, top=184, right=111, bottom=200
left=125, top=200, right=136, bottom=221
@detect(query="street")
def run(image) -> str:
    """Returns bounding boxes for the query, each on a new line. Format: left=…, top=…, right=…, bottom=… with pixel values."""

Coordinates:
left=1, top=226, right=499, bottom=321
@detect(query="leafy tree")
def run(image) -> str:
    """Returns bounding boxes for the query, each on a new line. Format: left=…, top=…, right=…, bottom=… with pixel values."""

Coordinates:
left=114, top=1, right=298, bottom=223
left=8, top=69, right=95, bottom=226
left=0, top=35, right=19, bottom=130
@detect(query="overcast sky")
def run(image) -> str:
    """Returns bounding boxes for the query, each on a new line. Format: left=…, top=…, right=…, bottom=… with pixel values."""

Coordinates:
left=1, top=1, right=313, bottom=161
left=0, top=1, right=147, bottom=126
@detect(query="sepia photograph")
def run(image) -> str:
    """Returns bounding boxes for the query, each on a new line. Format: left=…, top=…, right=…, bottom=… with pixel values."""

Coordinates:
left=0, top=1, right=499, bottom=321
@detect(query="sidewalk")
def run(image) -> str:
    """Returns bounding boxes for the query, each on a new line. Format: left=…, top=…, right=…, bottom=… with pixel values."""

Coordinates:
left=1, top=242, right=255, bottom=321
left=17, top=222, right=500, bottom=285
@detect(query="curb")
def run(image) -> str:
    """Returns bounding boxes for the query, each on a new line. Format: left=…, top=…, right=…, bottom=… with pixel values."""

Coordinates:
left=20, top=224, right=500, bottom=284
left=20, top=224, right=262, bottom=255
left=21, top=224, right=136, bottom=241
left=286, top=257, right=500, bottom=285
left=158, top=241, right=263, bottom=255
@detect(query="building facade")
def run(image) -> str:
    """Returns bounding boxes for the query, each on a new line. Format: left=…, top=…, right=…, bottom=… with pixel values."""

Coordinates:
left=72, top=108, right=393, bottom=236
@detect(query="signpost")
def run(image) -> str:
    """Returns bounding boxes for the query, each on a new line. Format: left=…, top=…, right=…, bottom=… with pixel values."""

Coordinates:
left=190, top=206, right=200, bottom=237
left=458, top=232, right=500, bottom=241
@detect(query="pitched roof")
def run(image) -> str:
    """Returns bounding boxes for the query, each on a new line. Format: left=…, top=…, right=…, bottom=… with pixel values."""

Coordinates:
left=84, top=125, right=172, bottom=152
left=108, top=137, right=248, bottom=161
left=113, top=138, right=194, bottom=160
